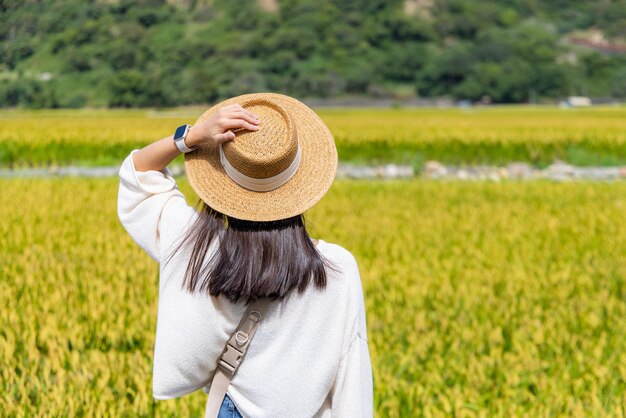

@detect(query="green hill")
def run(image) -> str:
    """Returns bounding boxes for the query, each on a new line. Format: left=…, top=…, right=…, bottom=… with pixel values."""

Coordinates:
left=1, top=0, right=625, bottom=108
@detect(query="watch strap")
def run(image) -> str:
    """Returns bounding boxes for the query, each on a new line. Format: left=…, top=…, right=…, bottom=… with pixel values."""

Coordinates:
left=174, top=124, right=196, bottom=153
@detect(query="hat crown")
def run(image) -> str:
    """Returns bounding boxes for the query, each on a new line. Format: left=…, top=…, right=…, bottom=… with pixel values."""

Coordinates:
left=221, top=98, right=299, bottom=179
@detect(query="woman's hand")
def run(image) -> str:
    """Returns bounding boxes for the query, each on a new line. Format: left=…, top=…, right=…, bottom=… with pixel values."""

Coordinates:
left=186, top=104, right=260, bottom=148
left=132, top=104, right=259, bottom=172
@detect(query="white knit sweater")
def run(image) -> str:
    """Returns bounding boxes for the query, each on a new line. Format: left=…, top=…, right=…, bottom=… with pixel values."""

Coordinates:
left=117, top=150, right=373, bottom=418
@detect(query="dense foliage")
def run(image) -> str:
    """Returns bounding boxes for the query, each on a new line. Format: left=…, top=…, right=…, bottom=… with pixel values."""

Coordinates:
left=1, top=0, right=626, bottom=107
left=2, top=106, right=626, bottom=168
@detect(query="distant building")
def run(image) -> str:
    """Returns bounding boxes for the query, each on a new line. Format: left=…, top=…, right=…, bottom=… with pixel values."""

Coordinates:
left=560, top=96, right=592, bottom=107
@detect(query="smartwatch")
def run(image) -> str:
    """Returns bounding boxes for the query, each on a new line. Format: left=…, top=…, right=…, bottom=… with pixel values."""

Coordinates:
left=173, top=124, right=196, bottom=153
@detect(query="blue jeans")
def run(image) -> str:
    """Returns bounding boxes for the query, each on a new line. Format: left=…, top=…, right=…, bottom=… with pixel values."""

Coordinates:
left=218, top=393, right=243, bottom=418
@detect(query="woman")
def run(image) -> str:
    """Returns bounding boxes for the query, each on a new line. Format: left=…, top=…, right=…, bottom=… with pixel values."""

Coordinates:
left=117, top=93, right=373, bottom=417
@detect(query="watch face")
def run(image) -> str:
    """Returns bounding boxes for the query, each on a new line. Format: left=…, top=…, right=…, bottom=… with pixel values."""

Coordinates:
left=174, top=125, right=188, bottom=140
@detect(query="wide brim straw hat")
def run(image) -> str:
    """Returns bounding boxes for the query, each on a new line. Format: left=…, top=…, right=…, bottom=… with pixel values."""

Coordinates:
left=184, top=92, right=338, bottom=221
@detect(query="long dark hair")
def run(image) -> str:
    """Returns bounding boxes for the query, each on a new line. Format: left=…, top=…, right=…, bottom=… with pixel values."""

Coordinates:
left=163, top=200, right=332, bottom=304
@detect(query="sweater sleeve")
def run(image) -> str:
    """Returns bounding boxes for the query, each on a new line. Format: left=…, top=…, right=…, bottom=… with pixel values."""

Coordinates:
left=117, top=149, right=195, bottom=262
left=329, top=326, right=374, bottom=417
left=329, top=252, right=374, bottom=417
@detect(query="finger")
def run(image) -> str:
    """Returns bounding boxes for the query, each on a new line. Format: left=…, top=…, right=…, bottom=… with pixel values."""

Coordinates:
left=223, top=104, right=255, bottom=119
left=226, top=104, right=258, bottom=120
left=225, top=110, right=260, bottom=125
left=222, top=104, right=243, bottom=112
left=218, top=117, right=260, bottom=132
left=214, top=131, right=236, bottom=143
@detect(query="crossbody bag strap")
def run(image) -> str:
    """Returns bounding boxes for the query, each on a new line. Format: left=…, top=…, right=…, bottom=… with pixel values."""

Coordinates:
left=204, top=298, right=270, bottom=418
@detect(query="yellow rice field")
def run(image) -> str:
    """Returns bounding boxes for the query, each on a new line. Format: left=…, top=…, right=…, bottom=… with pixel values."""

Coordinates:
left=2, top=177, right=626, bottom=417
left=1, top=106, right=626, bottom=166
left=1, top=106, right=626, bottom=146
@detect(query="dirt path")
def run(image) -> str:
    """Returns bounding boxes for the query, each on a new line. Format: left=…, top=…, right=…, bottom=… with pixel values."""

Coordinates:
left=2, top=162, right=626, bottom=181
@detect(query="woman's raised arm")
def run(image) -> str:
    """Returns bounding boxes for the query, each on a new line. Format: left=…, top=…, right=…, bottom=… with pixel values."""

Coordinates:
left=132, top=104, right=260, bottom=172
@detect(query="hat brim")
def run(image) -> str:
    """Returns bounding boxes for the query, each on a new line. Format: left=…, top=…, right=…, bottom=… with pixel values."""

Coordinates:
left=184, top=93, right=338, bottom=221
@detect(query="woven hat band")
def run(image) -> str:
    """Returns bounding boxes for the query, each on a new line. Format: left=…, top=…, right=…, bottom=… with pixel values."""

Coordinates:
left=219, top=142, right=302, bottom=192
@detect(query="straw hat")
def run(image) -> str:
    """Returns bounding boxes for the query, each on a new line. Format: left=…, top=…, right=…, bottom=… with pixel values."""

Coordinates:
left=184, top=93, right=338, bottom=221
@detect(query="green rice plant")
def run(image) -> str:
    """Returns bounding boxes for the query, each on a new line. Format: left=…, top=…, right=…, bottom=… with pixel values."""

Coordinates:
left=2, top=106, right=626, bottom=167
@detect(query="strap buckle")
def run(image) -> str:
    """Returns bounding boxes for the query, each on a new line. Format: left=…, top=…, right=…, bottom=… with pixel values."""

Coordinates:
left=217, top=310, right=263, bottom=376
left=218, top=342, right=243, bottom=376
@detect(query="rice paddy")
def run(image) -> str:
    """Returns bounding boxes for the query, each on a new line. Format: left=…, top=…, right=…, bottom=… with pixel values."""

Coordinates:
left=2, top=176, right=626, bottom=416
left=2, top=106, right=626, bottom=416
left=2, top=106, right=626, bottom=168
